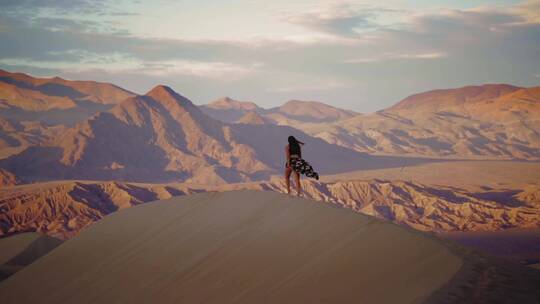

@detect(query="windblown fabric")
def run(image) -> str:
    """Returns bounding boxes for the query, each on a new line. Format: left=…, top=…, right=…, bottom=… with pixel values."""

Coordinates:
left=290, top=158, right=319, bottom=180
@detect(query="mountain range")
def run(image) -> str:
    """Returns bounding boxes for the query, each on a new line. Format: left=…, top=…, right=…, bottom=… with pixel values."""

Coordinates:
left=1, top=69, right=539, bottom=186
left=0, top=70, right=135, bottom=160
left=200, top=84, right=540, bottom=160
left=0, top=69, right=134, bottom=125
left=308, top=85, right=540, bottom=159
left=200, top=97, right=358, bottom=124
left=0, top=82, right=371, bottom=184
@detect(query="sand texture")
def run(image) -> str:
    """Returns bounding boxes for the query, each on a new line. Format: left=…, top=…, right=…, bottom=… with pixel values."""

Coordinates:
left=0, top=232, right=63, bottom=281
left=0, top=190, right=461, bottom=304
left=0, top=233, right=42, bottom=265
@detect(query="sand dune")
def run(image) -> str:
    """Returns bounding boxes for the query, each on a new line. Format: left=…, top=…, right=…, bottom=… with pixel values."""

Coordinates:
left=0, top=232, right=63, bottom=281
left=2, top=190, right=539, bottom=303
left=0, top=190, right=464, bottom=303
left=443, top=229, right=540, bottom=265
left=0, top=233, right=42, bottom=265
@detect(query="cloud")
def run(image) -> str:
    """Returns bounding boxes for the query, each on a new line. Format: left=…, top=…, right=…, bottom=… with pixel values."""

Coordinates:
left=0, top=0, right=117, bottom=15
left=0, top=0, right=136, bottom=34
left=0, top=51, right=261, bottom=81
left=344, top=52, right=447, bottom=63
left=134, top=60, right=261, bottom=80
left=280, top=1, right=408, bottom=38
left=271, top=80, right=351, bottom=93
left=0, top=0, right=539, bottom=111
left=281, top=2, right=373, bottom=36
left=474, top=0, right=540, bottom=25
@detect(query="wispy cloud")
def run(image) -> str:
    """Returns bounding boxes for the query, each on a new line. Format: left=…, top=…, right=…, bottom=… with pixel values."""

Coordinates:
left=344, top=52, right=447, bottom=63
left=280, top=2, right=373, bottom=36
left=0, top=0, right=538, bottom=111
left=135, top=60, right=261, bottom=80
left=0, top=0, right=140, bottom=18
left=271, top=80, right=352, bottom=93
left=0, top=0, right=136, bottom=34
left=0, top=53, right=261, bottom=81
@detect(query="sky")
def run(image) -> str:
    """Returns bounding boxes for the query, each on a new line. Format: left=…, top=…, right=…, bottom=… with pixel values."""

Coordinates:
left=0, top=0, right=539, bottom=112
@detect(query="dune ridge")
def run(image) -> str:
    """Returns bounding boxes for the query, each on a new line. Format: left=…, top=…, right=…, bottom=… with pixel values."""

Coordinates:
left=0, top=190, right=463, bottom=304
left=0, top=232, right=63, bottom=281
left=2, top=190, right=539, bottom=303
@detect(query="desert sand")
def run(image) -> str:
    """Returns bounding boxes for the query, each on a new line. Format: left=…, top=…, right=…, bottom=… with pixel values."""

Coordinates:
left=322, top=160, right=540, bottom=189
left=0, top=232, right=63, bottom=281
left=0, top=190, right=463, bottom=304
left=443, top=229, right=540, bottom=265
left=0, top=233, right=42, bottom=265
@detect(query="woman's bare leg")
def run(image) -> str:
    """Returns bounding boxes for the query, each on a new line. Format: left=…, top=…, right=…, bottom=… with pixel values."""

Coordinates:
left=284, top=167, right=292, bottom=194
left=293, top=171, right=302, bottom=196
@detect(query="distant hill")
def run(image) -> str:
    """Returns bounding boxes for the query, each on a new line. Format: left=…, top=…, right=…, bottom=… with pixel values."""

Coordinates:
left=267, top=100, right=358, bottom=123
left=0, top=85, right=369, bottom=184
left=388, top=84, right=522, bottom=112
left=0, top=69, right=135, bottom=125
left=303, top=84, right=540, bottom=160
left=0, top=169, right=17, bottom=186
left=236, top=111, right=270, bottom=125
left=2, top=69, right=539, bottom=170
left=200, top=97, right=357, bottom=124
left=200, top=97, right=263, bottom=122
left=0, top=181, right=201, bottom=239
left=0, top=117, right=67, bottom=160
left=199, top=87, right=539, bottom=160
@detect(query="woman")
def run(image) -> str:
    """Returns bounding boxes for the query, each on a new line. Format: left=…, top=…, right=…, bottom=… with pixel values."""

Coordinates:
left=284, top=135, right=319, bottom=196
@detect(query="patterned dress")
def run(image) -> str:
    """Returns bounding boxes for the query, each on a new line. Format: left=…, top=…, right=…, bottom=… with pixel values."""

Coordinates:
left=289, top=156, right=319, bottom=180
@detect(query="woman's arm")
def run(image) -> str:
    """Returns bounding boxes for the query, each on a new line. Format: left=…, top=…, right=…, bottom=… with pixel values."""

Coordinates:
left=285, top=144, right=290, bottom=167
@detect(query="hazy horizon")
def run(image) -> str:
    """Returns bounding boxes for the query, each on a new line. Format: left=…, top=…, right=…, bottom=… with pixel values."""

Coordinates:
left=1, top=0, right=539, bottom=112
left=2, top=67, right=534, bottom=114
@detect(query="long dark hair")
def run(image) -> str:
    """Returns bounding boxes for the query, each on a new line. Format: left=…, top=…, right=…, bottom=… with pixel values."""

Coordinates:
left=288, top=136, right=304, bottom=146
left=288, top=135, right=304, bottom=156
